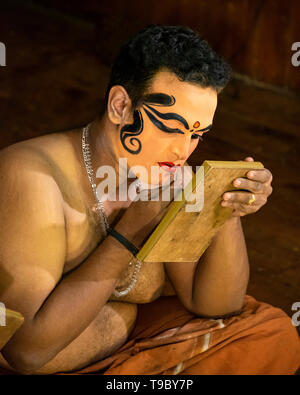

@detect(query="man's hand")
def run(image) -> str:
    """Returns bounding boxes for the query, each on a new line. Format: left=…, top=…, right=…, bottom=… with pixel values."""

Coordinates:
left=221, top=157, right=273, bottom=217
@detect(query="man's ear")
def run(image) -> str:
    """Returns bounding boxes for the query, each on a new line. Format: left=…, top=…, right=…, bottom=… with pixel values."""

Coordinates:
left=107, top=85, right=133, bottom=126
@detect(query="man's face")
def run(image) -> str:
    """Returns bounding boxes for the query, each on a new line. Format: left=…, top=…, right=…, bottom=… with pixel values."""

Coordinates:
left=116, top=70, right=218, bottom=186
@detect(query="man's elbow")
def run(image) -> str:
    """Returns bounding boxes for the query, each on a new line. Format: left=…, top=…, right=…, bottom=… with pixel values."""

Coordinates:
left=2, top=343, right=50, bottom=374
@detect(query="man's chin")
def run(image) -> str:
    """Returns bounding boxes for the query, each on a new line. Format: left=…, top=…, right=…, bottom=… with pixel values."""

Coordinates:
left=140, top=173, right=174, bottom=189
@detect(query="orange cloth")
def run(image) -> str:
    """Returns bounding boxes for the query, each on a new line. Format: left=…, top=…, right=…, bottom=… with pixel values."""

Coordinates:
left=63, top=295, right=300, bottom=375
left=1, top=295, right=299, bottom=375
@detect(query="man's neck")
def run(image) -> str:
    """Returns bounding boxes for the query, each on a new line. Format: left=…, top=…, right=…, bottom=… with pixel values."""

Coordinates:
left=89, top=116, right=119, bottom=181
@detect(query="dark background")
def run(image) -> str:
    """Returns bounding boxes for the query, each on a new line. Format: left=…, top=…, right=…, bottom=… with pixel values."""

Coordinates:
left=0, top=0, right=299, bottom=329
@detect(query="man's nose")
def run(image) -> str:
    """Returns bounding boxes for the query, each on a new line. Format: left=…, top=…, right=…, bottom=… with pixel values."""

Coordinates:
left=170, top=134, right=192, bottom=161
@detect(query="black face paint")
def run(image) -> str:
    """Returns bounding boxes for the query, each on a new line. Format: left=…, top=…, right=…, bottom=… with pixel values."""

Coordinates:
left=119, top=91, right=212, bottom=155
left=191, top=134, right=203, bottom=141
left=191, top=125, right=213, bottom=140
left=197, top=125, right=213, bottom=132
left=142, top=93, right=176, bottom=106
left=120, top=110, right=144, bottom=154
left=120, top=94, right=179, bottom=155
left=143, top=104, right=189, bottom=130
left=143, top=107, right=185, bottom=135
left=142, top=93, right=188, bottom=136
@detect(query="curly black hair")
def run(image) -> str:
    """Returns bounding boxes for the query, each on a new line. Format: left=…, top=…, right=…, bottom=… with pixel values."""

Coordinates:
left=104, top=25, right=232, bottom=110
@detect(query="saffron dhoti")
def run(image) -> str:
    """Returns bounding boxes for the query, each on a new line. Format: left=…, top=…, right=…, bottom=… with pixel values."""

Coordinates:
left=60, top=295, right=300, bottom=375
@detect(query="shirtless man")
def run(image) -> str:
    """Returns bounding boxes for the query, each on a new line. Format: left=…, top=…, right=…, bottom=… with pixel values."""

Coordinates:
left=0, top=25, right=274, bottom=374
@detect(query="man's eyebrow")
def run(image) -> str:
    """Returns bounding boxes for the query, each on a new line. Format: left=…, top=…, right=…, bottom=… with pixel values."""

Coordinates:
left=142, top=93, right=176, bottom=106
left=143, top=103, right=189, bottom=130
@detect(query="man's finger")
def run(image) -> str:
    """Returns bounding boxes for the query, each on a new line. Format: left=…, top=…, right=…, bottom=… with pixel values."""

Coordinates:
left=247, top=169, right=272, bottom=183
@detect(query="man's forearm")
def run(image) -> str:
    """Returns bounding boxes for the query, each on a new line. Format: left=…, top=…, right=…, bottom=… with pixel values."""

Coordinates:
left=192, top=216, right=250, bottom=317
left=2, top=235, right=133, bottom=372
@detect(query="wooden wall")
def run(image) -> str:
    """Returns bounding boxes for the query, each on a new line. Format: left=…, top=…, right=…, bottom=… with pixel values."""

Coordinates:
left=30, top=0, right=300, bottom=92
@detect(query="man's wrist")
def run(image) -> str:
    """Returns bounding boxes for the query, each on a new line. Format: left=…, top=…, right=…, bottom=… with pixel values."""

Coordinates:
left=211, top=216, right=241, bottom=244
left=107, top=227, right=139, bottom=257
left=105, top=232, right=135, bottom=262
left=220, top=215, right=241, bottom=230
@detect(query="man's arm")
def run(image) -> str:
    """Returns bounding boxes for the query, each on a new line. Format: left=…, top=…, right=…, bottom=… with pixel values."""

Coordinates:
left=191, top=216, right=249, bottom=316
left=0, top=148, right=134, bottom=373
left=165, top=216, right=249, bottom=318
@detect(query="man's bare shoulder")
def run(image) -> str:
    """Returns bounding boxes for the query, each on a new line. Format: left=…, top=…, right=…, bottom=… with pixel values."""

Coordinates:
left=0, top=130, right=81, bottom=193
left=0, top=134, right=67, bottom=229
left=0, top=138, right=61, bottom=202
left=0, top=131, right=74, bottom=169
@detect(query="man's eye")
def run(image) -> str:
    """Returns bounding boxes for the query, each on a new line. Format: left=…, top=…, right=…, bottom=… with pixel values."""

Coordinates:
left=191, top=134, right=203, bottom=141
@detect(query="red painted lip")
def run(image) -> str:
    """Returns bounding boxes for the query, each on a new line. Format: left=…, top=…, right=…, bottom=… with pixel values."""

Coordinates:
left=158, top=162, right=176, bottom=167
left=158, top=162, right=179, bottom=174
